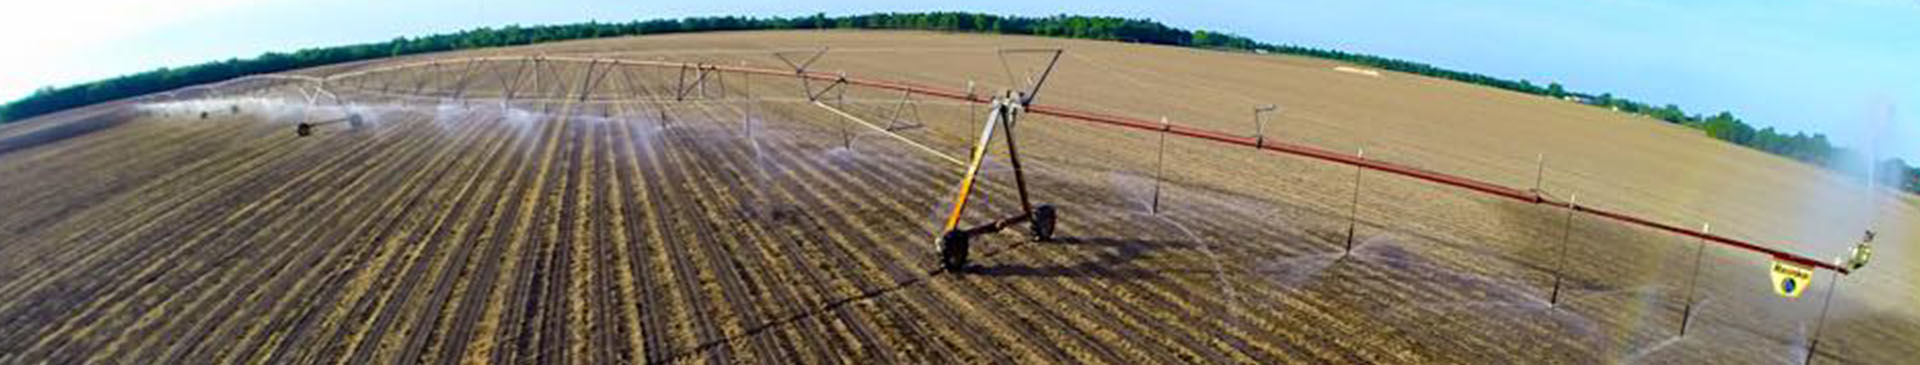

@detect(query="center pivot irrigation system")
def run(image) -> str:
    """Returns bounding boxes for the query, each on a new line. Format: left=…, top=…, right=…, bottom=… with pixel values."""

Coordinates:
left=223, top=46, right=1882, bottom=359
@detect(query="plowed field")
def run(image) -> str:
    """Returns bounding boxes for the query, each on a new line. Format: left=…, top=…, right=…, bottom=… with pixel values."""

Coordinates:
left=1, top=30, right=1914, bottom=364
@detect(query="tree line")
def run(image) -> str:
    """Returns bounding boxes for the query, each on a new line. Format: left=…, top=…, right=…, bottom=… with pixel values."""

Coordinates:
left=3, top=12, right=1913, bottom=194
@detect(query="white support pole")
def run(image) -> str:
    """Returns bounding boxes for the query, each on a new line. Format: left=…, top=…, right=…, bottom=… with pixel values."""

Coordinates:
left=967, top=80, right=979, bottom=133
left=836, top=71, right=848, bottom=107
left=1534, top=153, right=1547, bottom=193
left=1550, top=193, right=1579, bottom=307
left=531, top=58, right=544, bottom=103
left=743, top=61, right=753, bottom=138
left=1680, top=222, right=1710, bottom=335
left=1252, top=104, right=1277, bottom=147
left=698, top=66, right=710, bottom=99
left=1805, top=272, right=1843, bottom=365
left=423, top=62, right=439, bottom=95
left=621, top=65, right=641, bottom=100
left=683, top=63, right=698, bottom=101
left=1151, top=116, right=1170, bottom=215
left=546, top=58, right=568, bottom=102
left=1345, top=148, right=1365, bottom=254
left=453, top=59, right=479, bottom=103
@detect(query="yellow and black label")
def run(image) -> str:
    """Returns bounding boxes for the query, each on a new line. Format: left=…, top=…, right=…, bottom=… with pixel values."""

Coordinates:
left=1770, top=261, right=1814, bottom=298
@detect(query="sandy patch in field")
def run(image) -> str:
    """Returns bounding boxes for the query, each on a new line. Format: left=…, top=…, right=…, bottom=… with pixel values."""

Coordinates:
left=1333, top=66, right=1382, bottom=77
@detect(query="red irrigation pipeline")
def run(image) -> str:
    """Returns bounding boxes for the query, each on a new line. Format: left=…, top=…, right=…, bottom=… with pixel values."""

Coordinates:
left=637, top=59, right=1848, bottom=274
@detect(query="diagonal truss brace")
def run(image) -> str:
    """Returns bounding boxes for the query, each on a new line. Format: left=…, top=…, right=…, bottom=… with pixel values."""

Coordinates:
left=578, top=59, right=620, bottom=102
left=675, top=63, right=722, bottom=101
left=997, top=48, right=1065, bottom=107
left=498, top=57, right=533, bottom=103
left=449, top=59, right=482, bottom=101
left=884, top=88, right=925, bottom=131
left=773, top=47, right=848, bottom=102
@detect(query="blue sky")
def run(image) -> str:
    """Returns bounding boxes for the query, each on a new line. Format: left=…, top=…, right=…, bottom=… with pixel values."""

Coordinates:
left=3, top=0, right=1914, bottom=160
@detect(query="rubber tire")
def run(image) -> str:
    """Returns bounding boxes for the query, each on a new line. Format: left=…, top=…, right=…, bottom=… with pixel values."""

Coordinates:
left=1030, top=204, right=1057, bottom=242
left=938, top=230, right=971, bottom=272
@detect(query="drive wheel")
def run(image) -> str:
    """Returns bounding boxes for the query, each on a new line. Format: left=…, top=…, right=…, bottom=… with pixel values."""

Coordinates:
left=1030, top=204, right=1057, bottom=242
left=938, top=230, right=970, bottom=272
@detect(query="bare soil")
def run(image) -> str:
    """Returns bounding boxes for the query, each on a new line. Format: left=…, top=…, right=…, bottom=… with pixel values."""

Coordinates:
left=0, top=30, right=1913, bottom=364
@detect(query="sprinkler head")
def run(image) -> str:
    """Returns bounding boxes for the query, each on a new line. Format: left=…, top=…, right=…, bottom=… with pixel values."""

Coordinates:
left=937, top=230, right=971, bottom=272
left=1840, top=243, right=1872, bottom=271
left=1838, top=230, right=1874, bottom=271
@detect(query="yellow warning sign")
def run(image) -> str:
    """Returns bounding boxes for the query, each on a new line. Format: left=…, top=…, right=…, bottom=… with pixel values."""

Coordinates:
left=1770, top=261, right=1814, bottom=298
